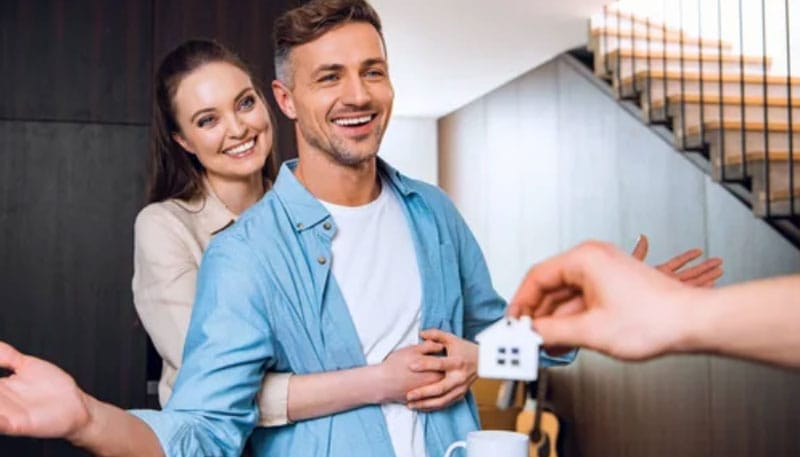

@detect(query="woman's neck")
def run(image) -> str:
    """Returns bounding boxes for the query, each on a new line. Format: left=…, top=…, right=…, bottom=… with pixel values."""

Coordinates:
left=205, top=173, right=264, bottom=215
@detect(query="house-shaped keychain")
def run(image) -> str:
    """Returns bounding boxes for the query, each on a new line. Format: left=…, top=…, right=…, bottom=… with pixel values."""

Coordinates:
left=476, top=316, right=542, bottom=381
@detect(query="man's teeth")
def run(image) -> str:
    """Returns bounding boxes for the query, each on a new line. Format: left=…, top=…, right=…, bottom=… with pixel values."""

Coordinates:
left=225, top=139, right=255, bottom=155
left=333, top=115, right=373, bottom=126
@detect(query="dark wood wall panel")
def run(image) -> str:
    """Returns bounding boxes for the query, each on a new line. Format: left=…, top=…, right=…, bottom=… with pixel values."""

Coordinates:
left=153, top=0, right=302, bottom=162
left=0, top=0, right=152, bottom=124
left=0, top=121, right=149, bottom=456
left=710, top=359, right=800, bottom=457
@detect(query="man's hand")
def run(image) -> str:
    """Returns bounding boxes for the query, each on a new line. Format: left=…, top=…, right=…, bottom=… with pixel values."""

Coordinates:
left=405, top=329, right=478, bottom=412
left=0, top=341, right=90, bottom=439
left=378, top=341, right=445, bottom=404
left=632, top=234, right=723, bottom=286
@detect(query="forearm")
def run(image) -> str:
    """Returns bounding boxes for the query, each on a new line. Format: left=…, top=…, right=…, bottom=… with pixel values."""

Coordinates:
left=681, top=275, right=800, bottom=368
left=287, top=364, right=386, bottom=422
left=70, top=395, right=163, bottom=457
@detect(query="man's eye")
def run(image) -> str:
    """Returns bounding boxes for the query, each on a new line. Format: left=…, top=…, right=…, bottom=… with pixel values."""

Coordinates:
left=239, top=95, right=256, bottom=110
left=318, top=74, right=339, bottom=83
left=365, top=69, right=384, bottom=78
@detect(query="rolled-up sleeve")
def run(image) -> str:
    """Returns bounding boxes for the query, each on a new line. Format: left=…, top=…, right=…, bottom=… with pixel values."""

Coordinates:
left=131, top=235, right=275, bottom=457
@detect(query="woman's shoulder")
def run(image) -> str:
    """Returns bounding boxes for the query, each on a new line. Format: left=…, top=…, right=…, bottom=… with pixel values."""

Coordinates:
left=134, top=199, right=200, bottom=239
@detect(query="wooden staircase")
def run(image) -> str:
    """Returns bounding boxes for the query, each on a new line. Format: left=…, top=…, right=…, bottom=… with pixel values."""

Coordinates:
left=587, top=7, right=799, bottom=234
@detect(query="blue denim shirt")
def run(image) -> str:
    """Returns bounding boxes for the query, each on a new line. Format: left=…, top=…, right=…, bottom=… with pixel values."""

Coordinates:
left=131, top=159, right=574, bottom=457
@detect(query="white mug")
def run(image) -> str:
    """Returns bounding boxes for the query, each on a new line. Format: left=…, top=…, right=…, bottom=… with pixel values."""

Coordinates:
left=443, top=430, right=529, bottom=457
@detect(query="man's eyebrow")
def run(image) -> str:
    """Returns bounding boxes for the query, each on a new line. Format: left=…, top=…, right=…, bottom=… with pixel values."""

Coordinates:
left=311, top=64, right=344, bottom=77
left=362, top=58, right=387, bottom=67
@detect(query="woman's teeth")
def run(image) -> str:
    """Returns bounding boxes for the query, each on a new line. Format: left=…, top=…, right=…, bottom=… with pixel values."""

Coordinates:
left=333, top=115, right=373, bottom=126
left=224, top=139, right=255, bottom=156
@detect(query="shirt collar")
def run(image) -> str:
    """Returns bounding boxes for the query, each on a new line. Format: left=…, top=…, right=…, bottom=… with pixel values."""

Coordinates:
left=176, top=178, right=237, bottom=236
left=272, top=157, right=416, bottom=233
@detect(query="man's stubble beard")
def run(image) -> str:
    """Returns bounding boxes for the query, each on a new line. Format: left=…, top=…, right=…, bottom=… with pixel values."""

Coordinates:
left=299, top=120, right=384, bottom=168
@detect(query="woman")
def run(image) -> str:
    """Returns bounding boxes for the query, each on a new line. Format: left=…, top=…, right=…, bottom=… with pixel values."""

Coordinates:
left=132, top=38, right=284, bottom=423
left=133, top=39, right=446, bottom=426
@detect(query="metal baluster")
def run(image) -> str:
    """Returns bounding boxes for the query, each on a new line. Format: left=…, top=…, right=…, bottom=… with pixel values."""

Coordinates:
left=718, top=0, right=726, bottom=180
left=786, top=0, right=795, bottom=217
left=631, top=4, right=636, bottom=98
left=663, top=0, right=668, bottom=114
left=762, top=0, right=771, bottom=217
left=647, top=15, right=651, bottom=116
left=604, top=5, right=610, bottom=74
left=617, top=6, right=623, bottom=94
left=680, top=0, right=687, bottom=149
left=739, top=0, right=747, bottom=179
left=699, top=0, right=705, bottom=149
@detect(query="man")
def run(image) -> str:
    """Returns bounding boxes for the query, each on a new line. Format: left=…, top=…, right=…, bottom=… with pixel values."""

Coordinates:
left=508, top=241, right=800, bottom=369
left=0, top=1, right=721, bottom=456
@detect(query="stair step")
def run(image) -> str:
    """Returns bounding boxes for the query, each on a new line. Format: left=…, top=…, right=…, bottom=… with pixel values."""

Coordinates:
left=744, top=150, right=800, bottom=216
left=591, top=9, right=684, bottom=34
left=634, top=69, right=800, bottom=86
left=682, top=122, right=800, bottom=182
left=695, top=120, right=800, bottom=133
left=723, top=150, right=800, bottom=165
left=603, top=49, right=771, bottom=80
left=753, top=186, right=800, bottom=217
left=589, top=27, right=728, bottom=48
left=630, top=70, right=800, bottom=120
left=658, top=94, right=800, bottom=109
left=594, top=41, right=735, bottom=79
left=659, top=95, right=800, bottom=140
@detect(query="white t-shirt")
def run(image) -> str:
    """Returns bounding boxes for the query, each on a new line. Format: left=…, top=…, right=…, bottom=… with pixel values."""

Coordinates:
left=320, top=177, right=426, bottom=457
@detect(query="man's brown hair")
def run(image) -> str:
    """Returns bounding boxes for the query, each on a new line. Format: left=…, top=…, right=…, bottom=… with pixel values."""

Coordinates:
left=273, top=0, right=384, bottom=84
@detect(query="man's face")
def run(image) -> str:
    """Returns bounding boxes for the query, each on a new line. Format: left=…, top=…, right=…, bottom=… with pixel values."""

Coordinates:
left=275, top=22, right=394, bottom=166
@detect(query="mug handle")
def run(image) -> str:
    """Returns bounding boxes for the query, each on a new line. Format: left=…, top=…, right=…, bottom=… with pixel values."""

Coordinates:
left=443, top=440, right=467, bottom=457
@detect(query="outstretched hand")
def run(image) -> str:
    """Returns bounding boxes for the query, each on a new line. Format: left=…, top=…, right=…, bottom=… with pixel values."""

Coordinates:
left=632, top=234, right=723, bottom=287
left=0, top=341, right=90, bottom=439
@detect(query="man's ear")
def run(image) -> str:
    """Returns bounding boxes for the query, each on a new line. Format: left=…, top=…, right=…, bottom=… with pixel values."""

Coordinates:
left=172, top=132, right=195, bottom=155
left=272, top=80, right=297, bottom=120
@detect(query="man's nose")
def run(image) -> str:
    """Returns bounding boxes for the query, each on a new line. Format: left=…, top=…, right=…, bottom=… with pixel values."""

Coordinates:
left=341, top=76, right=371, bottom=107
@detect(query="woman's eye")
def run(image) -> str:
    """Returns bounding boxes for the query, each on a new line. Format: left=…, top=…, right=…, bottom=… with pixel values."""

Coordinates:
left=239, top=95, right=256, bottom=110
left=197, top=116, right=216, bottom=128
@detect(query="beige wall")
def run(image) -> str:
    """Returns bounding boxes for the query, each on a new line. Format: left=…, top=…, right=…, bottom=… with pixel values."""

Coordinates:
left=440, top=55, right=800, bottom=457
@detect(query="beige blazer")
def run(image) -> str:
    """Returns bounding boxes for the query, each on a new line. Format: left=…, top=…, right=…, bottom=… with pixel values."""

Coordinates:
left=132, top=183, right=290, bottom=427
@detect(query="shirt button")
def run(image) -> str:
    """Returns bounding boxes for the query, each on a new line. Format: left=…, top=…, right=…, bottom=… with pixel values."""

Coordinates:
left=296, top=222, right=304, bottom=230
left=317, top=256, right=327, bottom=265
left=323, top=222, right=332, bottom=230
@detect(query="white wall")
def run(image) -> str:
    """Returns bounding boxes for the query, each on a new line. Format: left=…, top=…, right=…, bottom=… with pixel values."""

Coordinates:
left=439, top=54, right=800, bottom=457
left=378, top=116, right=438, bottom=185
left=440, top=56, right=800, bottom=300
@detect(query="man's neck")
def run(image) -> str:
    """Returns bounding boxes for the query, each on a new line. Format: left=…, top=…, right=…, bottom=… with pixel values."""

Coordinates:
left=294, top=147, right=381, bottom=207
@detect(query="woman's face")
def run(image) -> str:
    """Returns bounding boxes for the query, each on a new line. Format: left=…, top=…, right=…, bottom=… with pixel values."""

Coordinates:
left=172, top=61, right=273, bottom=182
